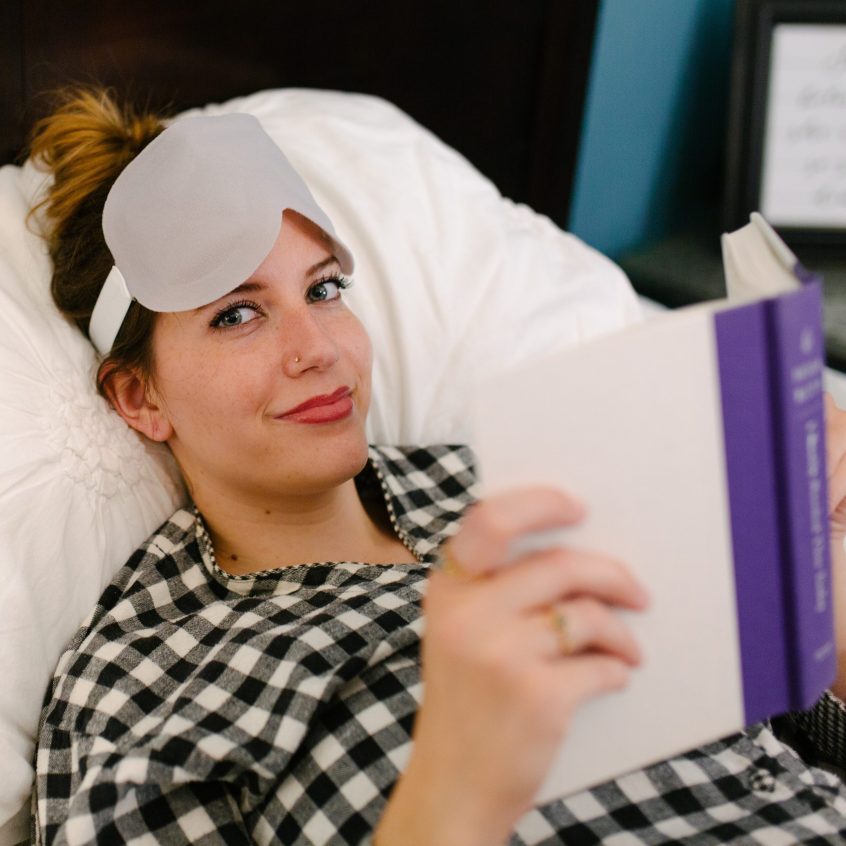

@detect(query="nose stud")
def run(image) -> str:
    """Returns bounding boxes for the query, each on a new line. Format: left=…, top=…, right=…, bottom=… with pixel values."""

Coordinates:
left=293, top=355, right=301, bottom=363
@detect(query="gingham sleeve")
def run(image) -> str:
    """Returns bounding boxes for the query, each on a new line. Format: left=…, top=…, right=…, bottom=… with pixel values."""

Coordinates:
left=34, top=725, right=254, bottom=846
left=58, top=779, right=251, bottom=845
left=38, top=723, right=383, bottom=846
left=778, top=690, right=846, bottom=772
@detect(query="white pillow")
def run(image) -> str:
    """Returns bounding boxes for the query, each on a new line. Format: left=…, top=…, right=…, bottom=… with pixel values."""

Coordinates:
left=0, top=88, right=639, bottom=844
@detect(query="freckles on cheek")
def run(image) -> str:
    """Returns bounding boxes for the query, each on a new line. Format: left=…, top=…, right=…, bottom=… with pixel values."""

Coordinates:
left=351, top=326, right=373, bottom=370
left=156, top=356, right=231, bottom=428
left=351, top=338, right=373, bottom=414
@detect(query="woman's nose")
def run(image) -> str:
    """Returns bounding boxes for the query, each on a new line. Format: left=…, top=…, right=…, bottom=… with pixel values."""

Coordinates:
left=280, top=309, right=340, bottom=376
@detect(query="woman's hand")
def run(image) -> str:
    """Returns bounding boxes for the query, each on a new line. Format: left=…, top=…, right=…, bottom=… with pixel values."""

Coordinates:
left=827, top=393, right=846, bottom=541
left=825, top=393, right=846, bottom=700
left=375, top=487, right=649, bottom=846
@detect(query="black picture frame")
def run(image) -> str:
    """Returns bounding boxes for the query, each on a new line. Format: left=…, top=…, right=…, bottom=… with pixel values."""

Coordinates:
left=724, top=0, right=846, bottom=249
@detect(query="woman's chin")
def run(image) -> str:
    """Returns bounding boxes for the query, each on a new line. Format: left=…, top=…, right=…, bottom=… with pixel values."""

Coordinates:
left=283, top=427, right=371, bottom=492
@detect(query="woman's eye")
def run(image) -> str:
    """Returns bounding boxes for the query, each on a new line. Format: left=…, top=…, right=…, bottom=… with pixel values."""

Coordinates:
left=308, top=275, right=351, bottom=303
left=211, top=302, right=262, bottom=328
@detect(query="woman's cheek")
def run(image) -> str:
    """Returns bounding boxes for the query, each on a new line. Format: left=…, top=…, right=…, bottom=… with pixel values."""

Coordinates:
left=352, top=336, right=373, bottom=413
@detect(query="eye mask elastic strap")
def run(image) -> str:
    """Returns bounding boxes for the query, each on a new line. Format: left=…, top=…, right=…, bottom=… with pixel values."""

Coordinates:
left=89, top=266, right=133, bottom=356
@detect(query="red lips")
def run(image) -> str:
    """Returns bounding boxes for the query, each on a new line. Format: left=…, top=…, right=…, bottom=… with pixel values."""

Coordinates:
left=276, top=387, right=353, bottom=424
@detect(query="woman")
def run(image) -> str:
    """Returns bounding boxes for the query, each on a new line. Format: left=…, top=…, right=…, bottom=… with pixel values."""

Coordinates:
left=31, top=88, right=846, bottom=845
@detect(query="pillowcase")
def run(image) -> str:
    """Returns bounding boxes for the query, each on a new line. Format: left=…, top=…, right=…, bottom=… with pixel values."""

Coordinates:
left=0, top=88, right=639, bottom=844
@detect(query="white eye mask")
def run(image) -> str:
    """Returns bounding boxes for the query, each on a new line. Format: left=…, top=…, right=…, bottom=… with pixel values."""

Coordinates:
left=89, top=113, right=354, bottom=355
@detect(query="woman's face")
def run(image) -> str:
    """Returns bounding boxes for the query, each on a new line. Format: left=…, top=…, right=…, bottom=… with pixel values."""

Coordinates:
left=145, top=211, right=372, bottom=503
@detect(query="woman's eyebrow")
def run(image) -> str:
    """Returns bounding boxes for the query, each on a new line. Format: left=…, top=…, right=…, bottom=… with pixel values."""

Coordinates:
left=194, top=281, right=266, bottom=313
left=194, top=257, right=340, bottom=314
left=307, top=255, right=340, bottom=276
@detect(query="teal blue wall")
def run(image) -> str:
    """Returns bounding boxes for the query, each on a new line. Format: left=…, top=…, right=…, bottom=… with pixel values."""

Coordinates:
left=568, top=0, right=735, bottom=259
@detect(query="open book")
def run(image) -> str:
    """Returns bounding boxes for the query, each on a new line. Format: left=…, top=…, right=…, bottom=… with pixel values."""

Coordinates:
left=470, top=214, right=834, bottom=802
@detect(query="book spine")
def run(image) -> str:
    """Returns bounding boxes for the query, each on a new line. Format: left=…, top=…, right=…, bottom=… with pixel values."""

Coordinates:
left=715, top=302, right=791, bottom=724
left=766, top=279, right=835, bottom=710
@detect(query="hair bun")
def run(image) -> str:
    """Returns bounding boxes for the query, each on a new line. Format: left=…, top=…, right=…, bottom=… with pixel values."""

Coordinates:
left=27, top=87, right=163, bottom=250
left=126, top=111, right=162, bottom=148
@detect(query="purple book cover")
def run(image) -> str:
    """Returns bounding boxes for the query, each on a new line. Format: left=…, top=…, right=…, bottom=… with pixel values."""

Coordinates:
left=716, top=274, right=834, bottom=719
left=766, top=277, right=835, bottom=709
left=715, top=302, right=790, bottom=724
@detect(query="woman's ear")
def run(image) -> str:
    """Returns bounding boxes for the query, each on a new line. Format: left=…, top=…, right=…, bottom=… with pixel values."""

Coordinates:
left=102, top=366, right=174, bottom=443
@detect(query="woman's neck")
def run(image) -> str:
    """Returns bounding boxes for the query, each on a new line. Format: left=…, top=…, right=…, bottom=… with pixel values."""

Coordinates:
left=193, top=474, right=415, bottom=575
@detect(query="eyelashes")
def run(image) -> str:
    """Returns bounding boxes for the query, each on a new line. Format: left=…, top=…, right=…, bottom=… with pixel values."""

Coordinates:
left=210, top=299, right=263, bottom=329
left=307, top=274, right=353, bottom=302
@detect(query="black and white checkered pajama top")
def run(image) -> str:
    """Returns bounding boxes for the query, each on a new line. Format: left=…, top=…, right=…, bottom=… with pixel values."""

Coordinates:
left=33, top=445, right=846, bottom=844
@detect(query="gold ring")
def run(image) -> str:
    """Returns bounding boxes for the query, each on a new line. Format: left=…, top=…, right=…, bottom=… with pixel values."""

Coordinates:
left=549, top=606, right=575, bottom=656
left=439, top=548, right=470, bottom=580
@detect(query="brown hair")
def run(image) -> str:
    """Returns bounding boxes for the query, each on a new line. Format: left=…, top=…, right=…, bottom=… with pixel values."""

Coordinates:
left=27, top=86, right=166, bottom=397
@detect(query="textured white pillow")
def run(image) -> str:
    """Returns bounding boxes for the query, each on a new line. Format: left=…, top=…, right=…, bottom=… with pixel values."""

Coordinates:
left=0, top=163, right=186, bottom=844
left=0, top=88, right=639, bottom=844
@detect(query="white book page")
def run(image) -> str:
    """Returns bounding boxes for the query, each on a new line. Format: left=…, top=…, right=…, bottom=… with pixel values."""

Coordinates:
left=471, top=310, right=744, bottom=801
left=760, top=24, right=846, bottom=227
left=721, top=214, right=799, bottom=301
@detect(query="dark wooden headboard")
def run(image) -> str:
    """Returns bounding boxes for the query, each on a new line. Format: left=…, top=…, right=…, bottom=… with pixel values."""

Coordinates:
left=0, top=0, right=599, bottom=229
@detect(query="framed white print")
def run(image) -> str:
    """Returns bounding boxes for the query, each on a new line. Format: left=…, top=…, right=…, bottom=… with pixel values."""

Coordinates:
left=724, top=0, right=846, bottom=247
